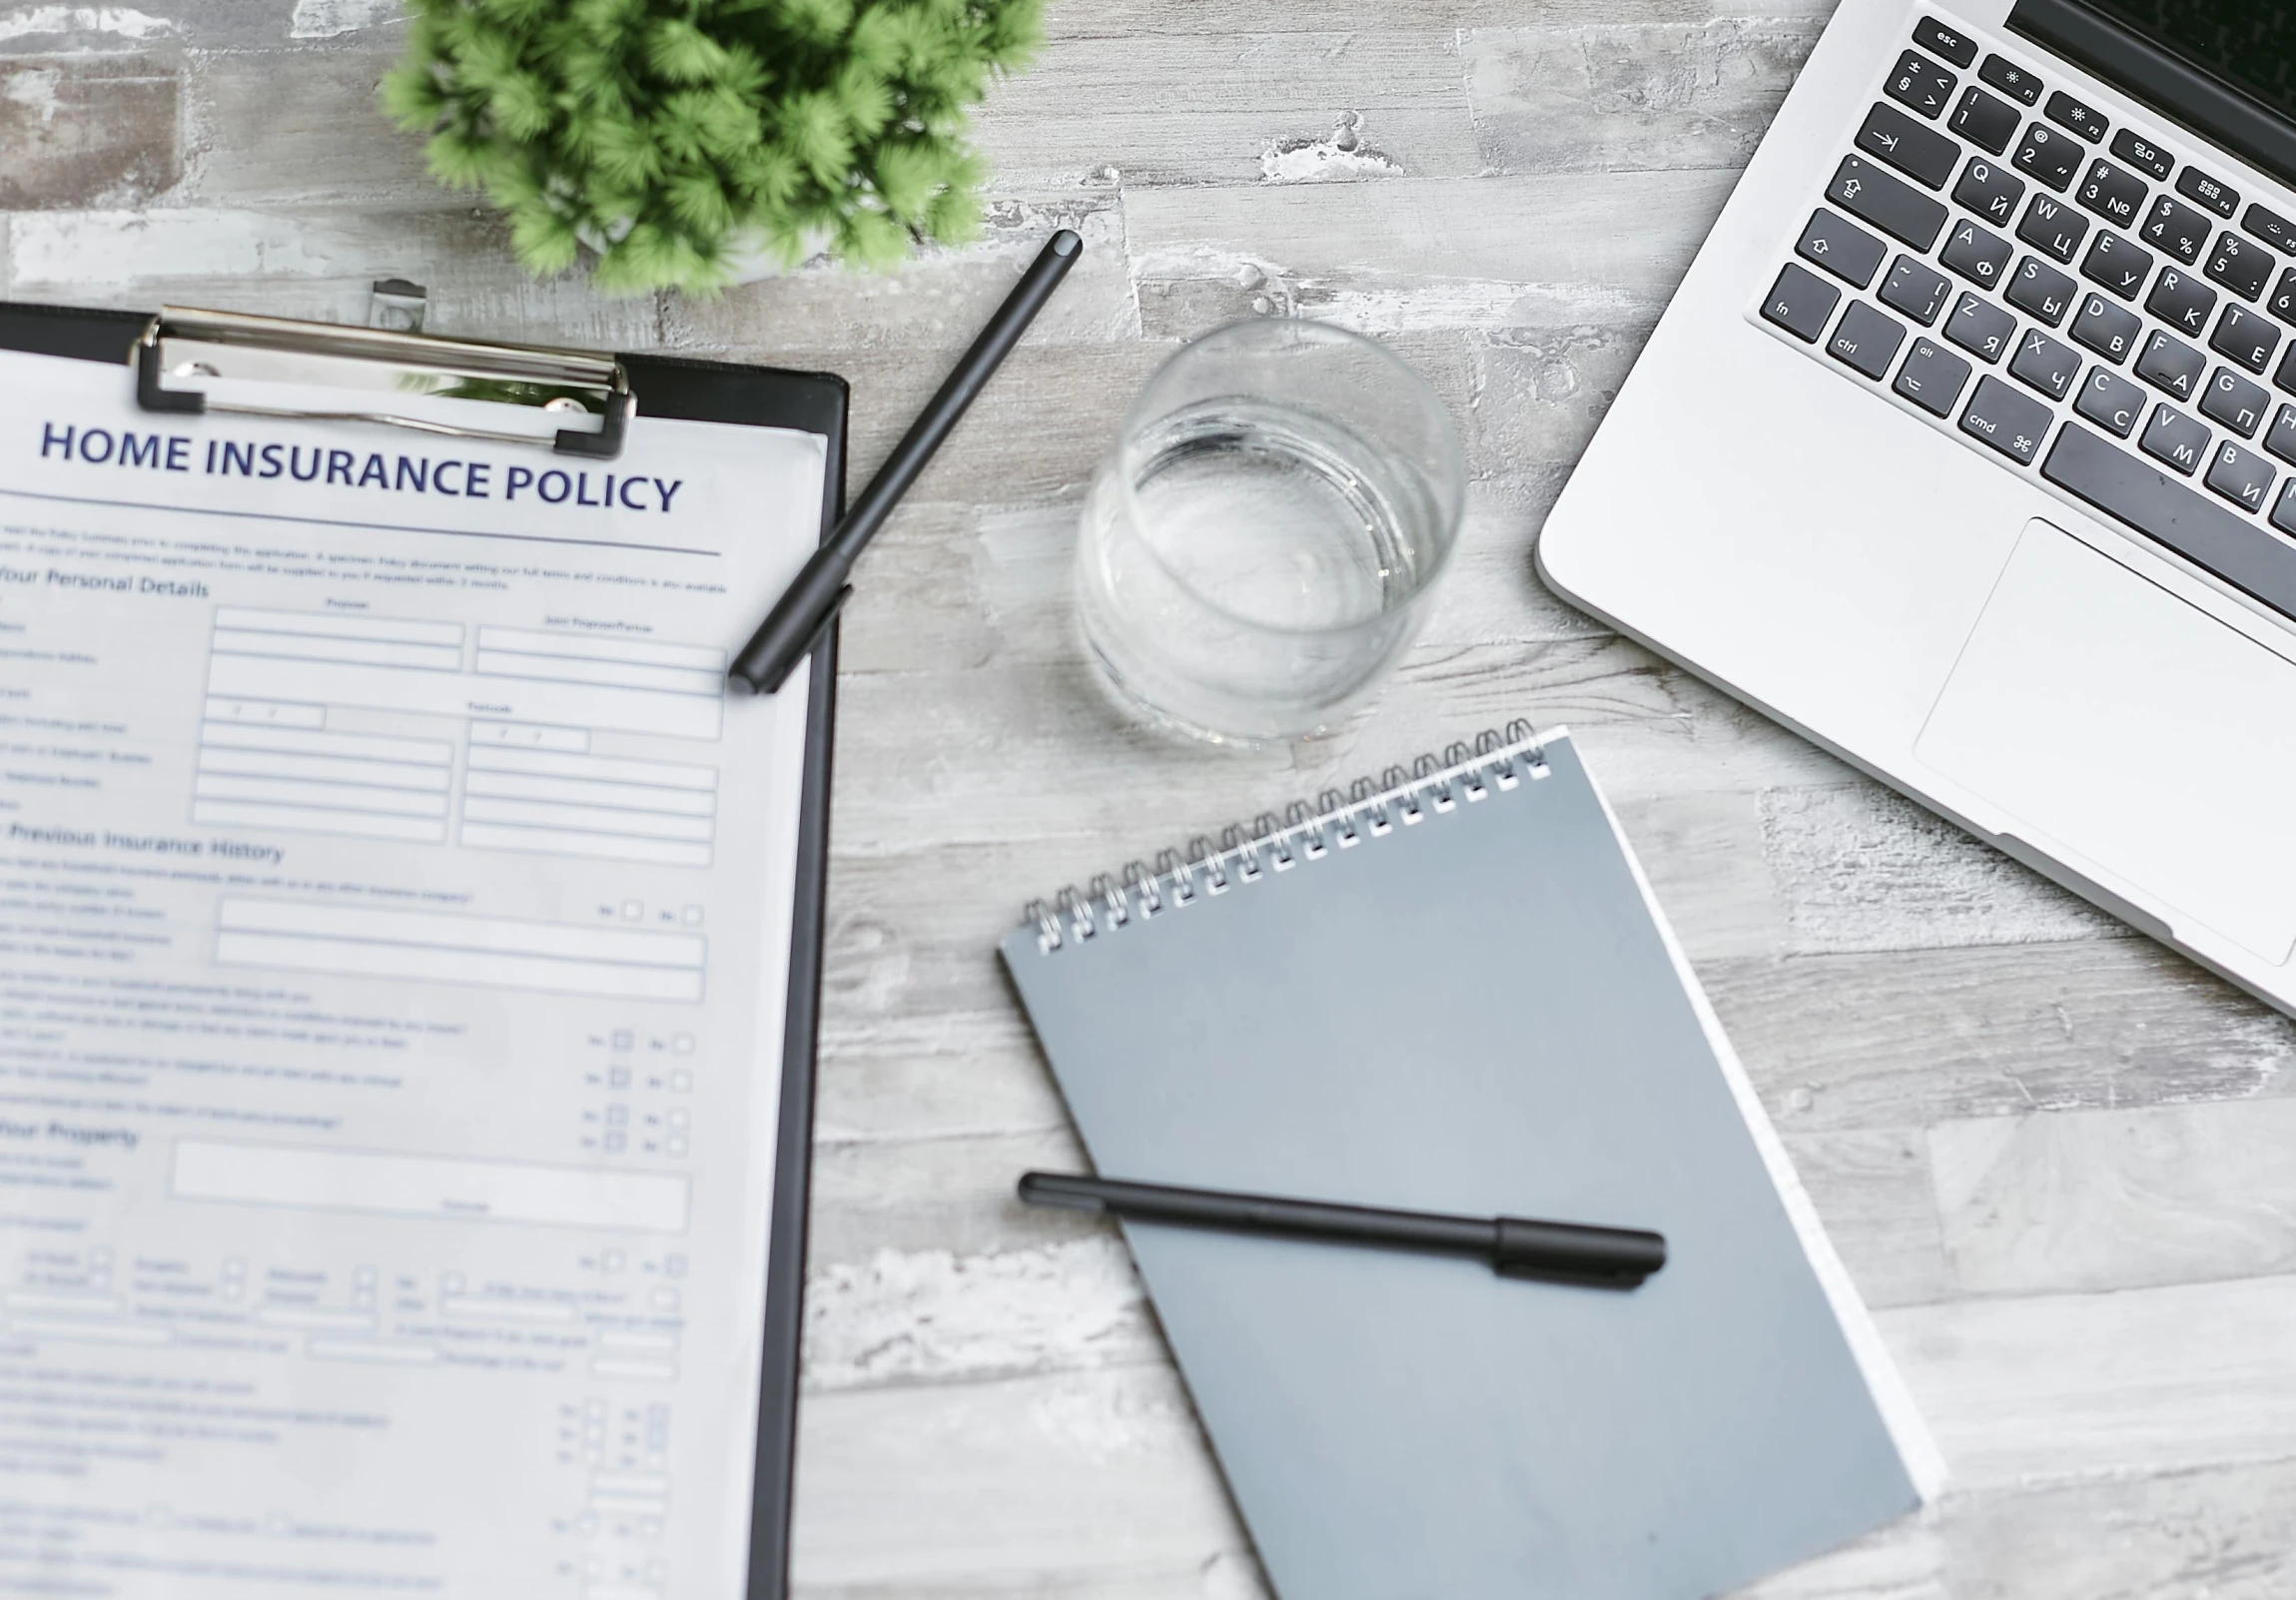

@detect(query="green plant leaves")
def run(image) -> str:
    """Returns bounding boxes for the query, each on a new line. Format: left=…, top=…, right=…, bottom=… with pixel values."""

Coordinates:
left=382, top=0, right=1044, bottom=293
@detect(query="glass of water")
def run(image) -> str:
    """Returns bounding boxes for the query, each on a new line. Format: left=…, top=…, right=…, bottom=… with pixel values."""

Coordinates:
left=1076, top=319, right=1466, bottom=744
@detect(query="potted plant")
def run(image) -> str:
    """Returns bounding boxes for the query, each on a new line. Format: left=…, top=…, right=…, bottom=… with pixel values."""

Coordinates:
left=383, top=0, right=1044, bottom=293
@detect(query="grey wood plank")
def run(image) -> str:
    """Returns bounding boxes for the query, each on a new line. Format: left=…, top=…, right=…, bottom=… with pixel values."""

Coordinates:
left=1883, top=1272, right=2296, bottom=1486
left=661, top=196, right=1141, bottom=357
left=1046, top=0, right=1840, bottom=39
left=1, top=206, right=669, bottom=350
left=976, top=33, right=1482, bottom=189
left=1929, top=1099, right=2296, bottom=1297
left=184, top=48, right=439, bottom=211
left=791, top=1364, right=1254, bottom=1597
left=803, top=1230, right=1157, bottom=1394
left=0, top=54, right=182, bottom=210
left=823, top=647, right=1854, bottom=858
left=1785, top=1128, right=1952, bottom=1310
left=1465, top=22, right=1823, bottom=173
left=1761, top=782, right=2121, bottom=955
left=1126, top=169, right=1738, bottom=336
left=1708, top=938, right=2296, bottom=1133
left=1939, top=1459, right=2296, bottom=1600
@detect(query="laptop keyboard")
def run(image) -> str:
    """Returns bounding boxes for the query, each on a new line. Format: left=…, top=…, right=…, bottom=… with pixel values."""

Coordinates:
left=1757, top=13, right=2296, bottom=624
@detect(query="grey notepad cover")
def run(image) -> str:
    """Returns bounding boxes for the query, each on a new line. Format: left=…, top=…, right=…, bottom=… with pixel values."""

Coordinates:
left=1001, top=732, right=1936, bottom=1600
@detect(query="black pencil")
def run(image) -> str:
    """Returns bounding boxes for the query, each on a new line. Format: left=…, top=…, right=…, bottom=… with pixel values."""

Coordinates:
left=729, top=229, right=1083, bottom=694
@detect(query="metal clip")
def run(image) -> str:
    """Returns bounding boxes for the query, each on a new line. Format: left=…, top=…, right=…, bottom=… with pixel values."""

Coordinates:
left=135, top=305, right=633, bottom=458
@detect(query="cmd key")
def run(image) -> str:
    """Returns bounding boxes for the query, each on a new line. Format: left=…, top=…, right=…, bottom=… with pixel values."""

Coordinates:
left=1828, top=155, right=1948, bottom=251
left=1961, top=374, right=2056, bottom=463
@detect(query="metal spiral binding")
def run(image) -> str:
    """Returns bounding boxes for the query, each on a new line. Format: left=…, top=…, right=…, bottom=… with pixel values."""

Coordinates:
left=1024, top=718, right=1551, bottom=953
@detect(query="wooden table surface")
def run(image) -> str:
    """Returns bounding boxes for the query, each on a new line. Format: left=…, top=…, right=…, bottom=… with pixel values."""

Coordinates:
left=12, top=0, right=2296, bottom=1593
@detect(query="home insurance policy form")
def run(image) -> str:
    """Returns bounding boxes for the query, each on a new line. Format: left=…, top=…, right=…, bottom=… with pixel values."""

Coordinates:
left=0, top=345, right=827, bottom=1597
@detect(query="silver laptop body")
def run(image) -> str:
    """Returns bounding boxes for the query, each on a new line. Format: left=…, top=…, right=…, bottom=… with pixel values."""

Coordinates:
left=1541, top=0, right=2296, bottom=1010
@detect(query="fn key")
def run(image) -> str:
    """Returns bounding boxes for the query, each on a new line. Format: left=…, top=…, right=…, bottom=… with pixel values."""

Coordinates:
left=1763, top=263, right=1842, bottom=343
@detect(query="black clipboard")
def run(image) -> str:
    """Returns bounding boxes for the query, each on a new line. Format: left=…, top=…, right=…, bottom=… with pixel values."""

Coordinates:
left=0, top=299, right=844, bottom=1600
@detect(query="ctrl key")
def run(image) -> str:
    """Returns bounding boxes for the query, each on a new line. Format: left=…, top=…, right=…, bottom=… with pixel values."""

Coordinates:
left=1828, top=302, right=1908, bottom=379
left=1763, top=262, right=1842, bottom=343
left=1960, top=373, right=2056, bottom=463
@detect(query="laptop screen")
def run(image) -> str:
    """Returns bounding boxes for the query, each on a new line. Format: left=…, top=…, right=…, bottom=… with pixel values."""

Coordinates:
left=2076, top=0, right=2296, bottom=125
left=2016, top=0, right=2296, bottom=187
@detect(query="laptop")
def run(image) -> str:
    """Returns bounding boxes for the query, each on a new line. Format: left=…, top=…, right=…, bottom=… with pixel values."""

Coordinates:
left=1540, top=0, right=2296, bottom=1009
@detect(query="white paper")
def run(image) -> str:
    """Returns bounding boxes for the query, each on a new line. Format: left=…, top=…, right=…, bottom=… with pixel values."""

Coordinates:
left=0, top=349, right=827, bottom=1597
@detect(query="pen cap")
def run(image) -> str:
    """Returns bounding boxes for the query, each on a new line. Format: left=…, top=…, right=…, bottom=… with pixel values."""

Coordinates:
left=1493, top=1216, right=1667, bottom=1281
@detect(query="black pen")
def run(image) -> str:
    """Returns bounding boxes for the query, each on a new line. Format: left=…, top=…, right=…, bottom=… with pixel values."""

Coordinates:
left=730, top=229, right=1084, bottom=694
left=1018, top=1172, right=1667, bottom=1289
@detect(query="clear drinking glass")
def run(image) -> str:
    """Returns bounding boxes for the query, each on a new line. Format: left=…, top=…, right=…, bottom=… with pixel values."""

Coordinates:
left=1076, top=319, right=1467, bottom=744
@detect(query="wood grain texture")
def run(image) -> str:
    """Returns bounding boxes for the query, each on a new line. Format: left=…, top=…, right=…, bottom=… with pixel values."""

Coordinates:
left=13, top=0, right=2292, bottom=1593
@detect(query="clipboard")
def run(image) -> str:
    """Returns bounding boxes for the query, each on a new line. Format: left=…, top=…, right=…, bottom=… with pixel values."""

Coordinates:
left=0, top=297, right=845, bottom=1600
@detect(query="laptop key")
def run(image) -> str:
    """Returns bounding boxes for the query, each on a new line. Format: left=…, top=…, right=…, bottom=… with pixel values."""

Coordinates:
left=2007, top=255, right=2076, bottom=326
left=2146, top=267, right=2216, bottom=337
left=2246, top=205, right=2296, bottom=256
left=1946, top=291, right=2017, bottom=364
left=2110, top=128, right=2173, bottom=182
left=2075, top=367, right=2147, bottom=435
left=2275, top=480, right=2296, bottom=537
left=2277, top=344, right=2296, bottom=396
left=1979, top=53, right=2043, bottom=106
left=2017, top=194, right=2089, bottom=262
left=1941, top=219, right=2013, bottom=290
left=1827, top=301, right=1909, bottom=379
left=2272, top=269, right=2296, bottom=326
left=2009, top=328, right=2082, bottom=400
left=2176, top=166, right=2240, bottom=219
left=1857, top=102, right=1960, bottom=190
left=2074, top=159, right=2147, bottom=230
left=1949, top=87, right=2020, bottom=156
left=1894, top=336, right=1972, bottom=415
left=2269, top=403, right=2296, bottom=465
left=1828, top=156, right=1947, bottom=251
left=1961, top=374, right=2054, bottom=463
left=2211, top=304, right=2282, bottom=374
left=1913, top=16, right=1978, bottom=68
left=1761, top=263, right=1841, bottom=343
left=2207, top=232, right=2273, bottom=302
left=2205, top=440, right=2275, bottom=511
left=2044, top=90, right=2107, bottom=143
left=1880, top=254, right=1953, bottom=326
left=2079, top=231, right=2153, bottom=300
left=1886, top=49, right=1956, bottom=120
left=2135, top=329, right=2206, bottom=400
left=2013, top=123, right=2082, bottom=192
left=1797, top=209, right=1889, bottom=288
left=1954, top=156, right=2024, bottom=226
left=2071, top=292, right=2141, bottom=363
left=2141, top=195, right=2211, bottom=264
left=2201, top=367, right=2271, bottom=437
left=2045, top=423, right=2296, bottom=618
left=2140, top=403, right=2211, bottom=474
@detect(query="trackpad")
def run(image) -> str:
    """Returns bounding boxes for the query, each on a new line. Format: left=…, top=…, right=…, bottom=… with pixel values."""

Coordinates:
left=1916, top=520, right=2296, bottom=964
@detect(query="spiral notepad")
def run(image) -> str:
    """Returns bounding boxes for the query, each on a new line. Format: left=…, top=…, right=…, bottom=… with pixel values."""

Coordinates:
left=1001, top=723, right=1940, bottom=1600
